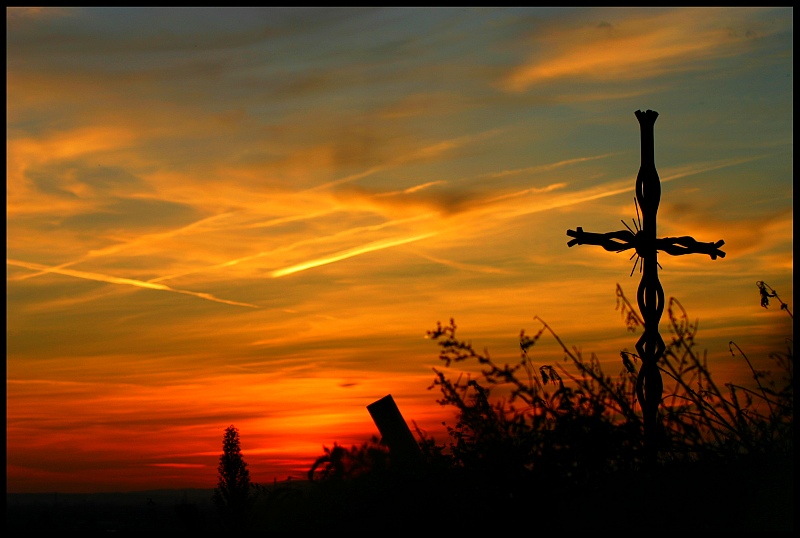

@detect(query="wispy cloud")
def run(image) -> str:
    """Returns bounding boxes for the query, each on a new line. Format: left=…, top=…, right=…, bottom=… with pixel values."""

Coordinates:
left=151, top=214, right=435, bottom=283
left=309, top=129, right=504, bottom=192
left=10, top=212, right=237, bottom=282
left=501, top=9, right=758, bottom=92
left=484, top=153, right=620, bottom=179
left=385, top=180, right=448, bottom=196
left=326, top=153, right=614, bottom=222
left=270, top=233, right=437, bottom=278
left=7, top=259, right=258, bottom=308
left=501, top=156, right=767, bottom=220
left=411, top=251, right=511, bottom=275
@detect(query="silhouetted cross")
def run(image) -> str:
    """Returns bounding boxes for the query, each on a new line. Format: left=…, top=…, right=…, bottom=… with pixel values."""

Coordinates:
left=566, top=110, right=725, bottom=462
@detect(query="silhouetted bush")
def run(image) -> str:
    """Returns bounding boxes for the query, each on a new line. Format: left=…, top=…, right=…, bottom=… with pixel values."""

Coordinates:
left=295, top=282, right=793, bottom=532
left=415, top=282, right=793, bottom=530
left=307, top=436, right=390, bottom=482
left=424, top=283, right=792, bottom=480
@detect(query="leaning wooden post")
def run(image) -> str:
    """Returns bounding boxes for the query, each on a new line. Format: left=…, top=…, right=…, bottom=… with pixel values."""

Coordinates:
left=367, top=394, right=423, bottom=469
left=566, top=110, right=725, bottom=465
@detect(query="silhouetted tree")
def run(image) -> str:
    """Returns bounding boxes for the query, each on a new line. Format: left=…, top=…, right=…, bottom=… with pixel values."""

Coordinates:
left=212, top=425, right=251, bottom=530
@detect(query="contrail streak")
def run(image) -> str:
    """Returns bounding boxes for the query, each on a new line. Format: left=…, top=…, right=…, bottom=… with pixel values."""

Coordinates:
left=9, top=212, right=237, bottom=282
left=9, top=209, right=338, bottom=284
left=270, top=233, right=436, bottom=278
left=412, top=252, right=510, bottom=275
left=150, top=214, right=435, bottom=283
left=501, top=156, right=765, bottom=219
left=7, top=259, right=258, bottom=308
left=307, top=129, right=503, bottom=192
left=376, top=180, right=448, bottom=197
left=485, top=153, right=620, bottom=179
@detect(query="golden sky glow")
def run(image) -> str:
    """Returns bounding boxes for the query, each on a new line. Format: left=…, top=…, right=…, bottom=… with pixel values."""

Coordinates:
left=7, top=7, right=793, bottom=493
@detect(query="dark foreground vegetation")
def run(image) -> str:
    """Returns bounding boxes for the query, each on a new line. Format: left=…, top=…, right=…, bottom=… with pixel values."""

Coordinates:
left=279, top=283, right=792, bottom=533
left=7, top=283, right=793, bottom=533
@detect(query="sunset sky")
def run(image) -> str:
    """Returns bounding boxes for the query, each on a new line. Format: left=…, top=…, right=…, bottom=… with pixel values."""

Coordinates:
left=7, top=7, right=793, bottom=494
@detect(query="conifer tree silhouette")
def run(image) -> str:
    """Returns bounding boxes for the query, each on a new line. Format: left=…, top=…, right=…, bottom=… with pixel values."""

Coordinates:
left=212, top=425, right=251, bottom=529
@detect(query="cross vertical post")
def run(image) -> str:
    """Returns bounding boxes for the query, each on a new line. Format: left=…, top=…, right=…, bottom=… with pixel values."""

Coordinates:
left=566, top=110, right=725, bottom=464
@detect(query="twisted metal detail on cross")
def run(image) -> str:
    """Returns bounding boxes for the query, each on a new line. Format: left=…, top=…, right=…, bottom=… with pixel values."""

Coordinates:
left=566, top=110, right=725, bottom=461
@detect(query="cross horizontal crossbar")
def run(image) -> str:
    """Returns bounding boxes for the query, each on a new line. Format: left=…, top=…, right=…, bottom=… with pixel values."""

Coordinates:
left=566, top=227, right=726, bottom=260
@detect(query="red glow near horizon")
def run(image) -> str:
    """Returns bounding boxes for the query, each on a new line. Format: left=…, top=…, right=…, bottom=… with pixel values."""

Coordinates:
left=6, top=7, right=793, bottom=494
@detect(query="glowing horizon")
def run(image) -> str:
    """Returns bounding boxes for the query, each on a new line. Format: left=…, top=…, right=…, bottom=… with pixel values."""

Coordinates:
left=7, top=7, right=793, bottom=494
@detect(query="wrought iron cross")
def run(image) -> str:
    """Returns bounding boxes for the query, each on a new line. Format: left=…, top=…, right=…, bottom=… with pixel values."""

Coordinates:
left=566, top=110, right=725, bottom=461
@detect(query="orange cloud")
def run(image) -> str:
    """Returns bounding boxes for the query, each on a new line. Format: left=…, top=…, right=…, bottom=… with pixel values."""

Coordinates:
left=310, top=128, right=504, bottom=192
left=501, top=10, right=756, bottom=92
left=6, top=125, right=144, bottom=221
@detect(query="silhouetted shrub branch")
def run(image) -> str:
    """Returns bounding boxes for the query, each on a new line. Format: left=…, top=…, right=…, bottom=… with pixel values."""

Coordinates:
left=301, top=281, right=792, bottom=532
left=307, top=437, right=390, bottom=482
left=757, top=280, right=793, bottom=318
left=424, top=283, right=792, bottom=483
